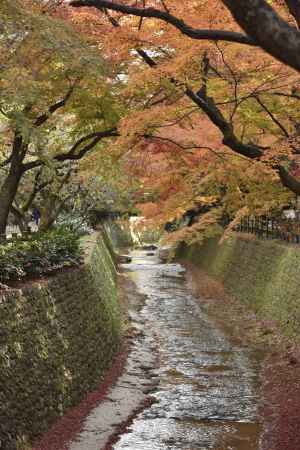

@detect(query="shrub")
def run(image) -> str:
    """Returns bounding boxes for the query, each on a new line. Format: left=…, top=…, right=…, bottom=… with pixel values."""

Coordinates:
left=56, top=214, right=93, bottom=236
left=0, top=227, right=82, bottom=283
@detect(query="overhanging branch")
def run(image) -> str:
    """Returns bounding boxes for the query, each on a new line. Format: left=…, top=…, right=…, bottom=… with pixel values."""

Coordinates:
left=221, top=0, right=300, bottom=71
left=69, top=0, right=300, bottom=194
left=185, top=87, right=264, bottom=159
left=34, top=84, right=75, bottom=127
left=70, top=0, right=255, bottom=46
left=21, top=128, right=118, bottom=172
left=71, top=0, right=300, bottom=71
left=285, top=0, right=300, bottom=28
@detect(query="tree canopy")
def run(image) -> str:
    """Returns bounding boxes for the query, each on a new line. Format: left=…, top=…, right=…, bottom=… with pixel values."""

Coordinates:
left=0, top=0, right=122, bottom=233
left=1, top=0, right=300, bottom=244
left=53, top=0, right=299, bottom=242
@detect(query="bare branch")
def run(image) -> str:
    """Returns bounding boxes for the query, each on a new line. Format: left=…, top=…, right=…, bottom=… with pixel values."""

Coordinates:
left=155, top=108, right=199, bottom=128
left=271, top=91, right=300, bottom=101
left=143, top=134, right=226, bottom=160
left=254, top=96, right=290, bottom=138
left=214, top=43, right=239, bottom=122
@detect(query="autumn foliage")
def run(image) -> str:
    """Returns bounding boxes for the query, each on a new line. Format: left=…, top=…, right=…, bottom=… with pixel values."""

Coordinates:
left=1, top=0, right=300, bottom=244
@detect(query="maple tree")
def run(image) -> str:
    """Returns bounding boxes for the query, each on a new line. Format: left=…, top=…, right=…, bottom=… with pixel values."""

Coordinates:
left=2, top=0, right=300, bottom=243
left=0, top=0, right=121, bottom=234
left=61, top=0, right=300, bottom=239
left=69, top=0, right=300, bottom=71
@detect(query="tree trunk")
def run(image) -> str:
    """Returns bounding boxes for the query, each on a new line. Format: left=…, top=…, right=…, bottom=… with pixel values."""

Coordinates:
left=0, top=168, right=23, bottom=234
left=0, top=133, right=27, bottom=234
left=39, top=194, right=61, bottom=231
left=39, top=211, right=56, bottom=231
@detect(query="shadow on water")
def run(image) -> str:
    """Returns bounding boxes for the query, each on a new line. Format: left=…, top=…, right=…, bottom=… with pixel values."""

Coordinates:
left=117, top=249, right=262, bottom=450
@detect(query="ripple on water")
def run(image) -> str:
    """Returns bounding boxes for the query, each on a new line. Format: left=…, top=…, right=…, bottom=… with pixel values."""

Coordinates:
left=116, top=250, right=261, bottom=450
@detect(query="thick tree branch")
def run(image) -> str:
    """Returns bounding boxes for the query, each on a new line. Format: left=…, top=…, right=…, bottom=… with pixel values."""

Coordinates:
left=278, top=165, right=300, bottom=195
left=185, top=87, right=264, bottom=159
left=285, top=0, right=300, bottom=28
left=34, top=84, right=75, bottom=127
left=70, top=0, right=300, bottom=71
left=221, top=0, right=300, bottom=71
left=70, top=0, right=255, bottom=46
left=136, top=46, right=263, bottom=160
left=137, top=46, right=265, bottom=160
left=23, top=170, right=54, bottom=212
left=67, top=129, right=118, bottom=156
left=21, top=128, right=118, bottom=172
left=136, top=49, right=157, bottom=67
left=69, top=0, right=300, bottom=194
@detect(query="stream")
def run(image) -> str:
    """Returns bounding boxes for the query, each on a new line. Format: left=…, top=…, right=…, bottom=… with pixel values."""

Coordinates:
left=116, top=248, right=261, bottom=450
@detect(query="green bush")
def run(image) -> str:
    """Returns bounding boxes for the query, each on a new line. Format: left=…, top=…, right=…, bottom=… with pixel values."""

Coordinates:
left=0, top=227, right=82, bottom=282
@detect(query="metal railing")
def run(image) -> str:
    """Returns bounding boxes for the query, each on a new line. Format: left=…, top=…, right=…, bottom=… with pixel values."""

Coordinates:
left=236, top=216, right=300, bottom=244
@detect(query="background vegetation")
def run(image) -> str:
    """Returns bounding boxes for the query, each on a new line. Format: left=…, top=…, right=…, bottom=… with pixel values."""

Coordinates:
left=0, top=227, right=82, bottom=282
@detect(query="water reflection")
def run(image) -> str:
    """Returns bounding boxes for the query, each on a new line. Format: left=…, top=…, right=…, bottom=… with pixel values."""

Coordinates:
left=117, top=250, right=260, bottom=450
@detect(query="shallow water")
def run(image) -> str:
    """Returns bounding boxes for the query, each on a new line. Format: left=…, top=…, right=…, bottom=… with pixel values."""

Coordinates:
left=117, top=249, right=261, bottom=450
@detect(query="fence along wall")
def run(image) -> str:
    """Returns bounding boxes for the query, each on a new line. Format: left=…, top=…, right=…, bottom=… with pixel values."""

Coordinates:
left=177, top=234, right=300, bottom=339
left=237, top=216, right=300, bottom=244
left=0, top=232, right=121, bottom=450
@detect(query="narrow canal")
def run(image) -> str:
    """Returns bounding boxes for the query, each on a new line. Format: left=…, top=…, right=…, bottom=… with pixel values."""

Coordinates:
left=116, top=248, right=261, bottom=450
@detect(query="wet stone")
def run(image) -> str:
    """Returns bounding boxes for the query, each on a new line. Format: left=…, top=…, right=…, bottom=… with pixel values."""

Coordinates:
left=115, top=249, right=262, bottom=450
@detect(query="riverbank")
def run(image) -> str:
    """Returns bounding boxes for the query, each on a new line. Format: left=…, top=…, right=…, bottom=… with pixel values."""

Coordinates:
left=0, top=231, right=121, bottom=450
left=66, top=273, right=159, bottom=450
left=40, top=248, right=264, bottom=450
left=31, top=272, right=159, bottom=450
left=27, top=237, right=300, bottom=450
left=176, top=234, right=300, bottom=339
left=178, top=243, right=300, bottom=450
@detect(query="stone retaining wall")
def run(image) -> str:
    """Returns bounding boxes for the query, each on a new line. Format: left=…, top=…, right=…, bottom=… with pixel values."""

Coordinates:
left=177, top=234, right=300, bottom=339
left=0, top=232, right=121, bottom=450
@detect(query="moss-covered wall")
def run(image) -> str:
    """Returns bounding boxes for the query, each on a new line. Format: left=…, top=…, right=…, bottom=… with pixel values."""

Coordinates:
left=178, top=235, right=300, bottom=339
left=0, top=232, right=121, bottom=450
left=103, top=220, right=133, bottom=250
